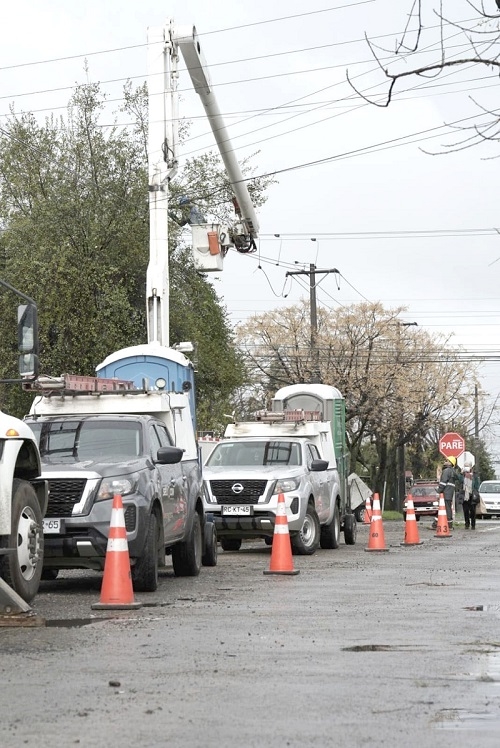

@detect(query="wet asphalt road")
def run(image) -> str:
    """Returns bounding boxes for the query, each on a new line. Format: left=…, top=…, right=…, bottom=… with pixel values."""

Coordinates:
left=1, top=517, right=500, bottom=747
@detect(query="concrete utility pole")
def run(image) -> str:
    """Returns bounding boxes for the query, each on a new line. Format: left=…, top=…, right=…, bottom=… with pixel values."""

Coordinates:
left=285, top=265, right=339, bottom=384
left=146, top=23, right=179, bottom=347
left=396, top=322, right=418, bottom=510
left=474, top=383, right=479, bottom=438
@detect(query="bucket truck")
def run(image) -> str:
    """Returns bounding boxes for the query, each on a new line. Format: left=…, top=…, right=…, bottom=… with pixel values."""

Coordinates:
left=18, top=17, right=258, bottom=589
left=97, top=18, right=261, bottom=407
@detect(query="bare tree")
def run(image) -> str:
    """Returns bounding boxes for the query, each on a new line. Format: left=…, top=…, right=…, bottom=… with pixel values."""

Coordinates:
left=349, top=1, right=500, bottom=152
left=235, top=300, right=481, bottom=491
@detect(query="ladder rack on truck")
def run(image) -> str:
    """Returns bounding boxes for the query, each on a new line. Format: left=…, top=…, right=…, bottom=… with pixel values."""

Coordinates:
left=254, top=409, right=323, bottom=424
left=24, top=374, right=163, bottom=397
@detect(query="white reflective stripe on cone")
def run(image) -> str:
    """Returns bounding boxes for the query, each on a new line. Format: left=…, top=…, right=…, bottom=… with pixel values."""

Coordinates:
left=274, top=525, right=290, bottom=535
left=110, top=508, right=126, bottom=528
left=106, top=538, right=129, bottom=552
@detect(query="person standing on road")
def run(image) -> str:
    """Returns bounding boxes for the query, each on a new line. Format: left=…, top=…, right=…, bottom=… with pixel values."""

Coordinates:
left=437, top=456, right=458, bottom=528
left=463, top=464, right=480, bottom=529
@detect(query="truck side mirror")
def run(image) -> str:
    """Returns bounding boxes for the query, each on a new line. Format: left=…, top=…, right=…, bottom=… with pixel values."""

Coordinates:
left=17, top=303, right=39, bottom=380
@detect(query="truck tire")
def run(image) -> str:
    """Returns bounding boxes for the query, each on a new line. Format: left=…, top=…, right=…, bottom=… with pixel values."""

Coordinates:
left=354, top=505, right=365, bottom=523
left=0, top=479, right=44, bottom=603
left=320, top=501, right=340, bottom=549
left=132, top=512, right=159, bottom=592
left=291, top=504, right=320, bottom=555
left=343, top=513, right=357, bottom=545
left=220, top=538, right=242, bottom=552
left=172, top=513, right=202, bottom=576
left=202, top=521, right=217, bottom=567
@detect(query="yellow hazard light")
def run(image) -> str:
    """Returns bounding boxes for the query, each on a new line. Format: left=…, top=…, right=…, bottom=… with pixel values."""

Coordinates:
left=5, top=429, right=20, bottom=437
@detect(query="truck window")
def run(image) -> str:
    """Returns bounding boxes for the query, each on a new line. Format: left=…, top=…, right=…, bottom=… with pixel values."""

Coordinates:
left=206, top=441, right=301, bottom=467
left=153, top=422, right=174, bottom=447
left=307, top=444, right=322, bottom=465
left=30, top=419, right=142, bottom=462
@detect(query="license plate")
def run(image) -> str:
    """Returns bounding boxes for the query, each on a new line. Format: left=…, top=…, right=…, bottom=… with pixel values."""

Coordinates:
left=43, top=518, right=63, bottom=534
left=222, top=505, right=252, bottom=516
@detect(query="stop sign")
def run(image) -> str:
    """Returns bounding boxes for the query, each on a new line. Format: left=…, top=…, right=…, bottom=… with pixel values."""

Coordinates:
left=438, top=432, right=465, bottom=458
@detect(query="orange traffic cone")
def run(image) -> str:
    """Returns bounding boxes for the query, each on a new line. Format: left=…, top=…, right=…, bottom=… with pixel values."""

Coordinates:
left=264, top=493, right=300, bottom=576
left=92, top=494, right=142, bottom=609
left=363, top=494, right=372, bottom=525
left=435, top=494, right=452, bottom=538
left=401, top=495, right=423, bottom=546
left=365, top=493, right=389, bottom=552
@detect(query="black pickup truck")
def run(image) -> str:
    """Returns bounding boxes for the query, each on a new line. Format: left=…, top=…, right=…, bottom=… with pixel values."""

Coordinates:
left=25, top=413, right=217, bottom=591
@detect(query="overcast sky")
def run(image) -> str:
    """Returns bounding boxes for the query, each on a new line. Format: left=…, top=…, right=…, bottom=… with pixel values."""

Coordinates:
left=2, top=0, right=499, bottom=462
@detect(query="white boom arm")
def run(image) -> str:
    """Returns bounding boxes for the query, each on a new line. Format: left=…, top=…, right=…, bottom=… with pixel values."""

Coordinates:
left=174, top=25, right=260, bottom=241
left=146, top=18, right=260, bottom=346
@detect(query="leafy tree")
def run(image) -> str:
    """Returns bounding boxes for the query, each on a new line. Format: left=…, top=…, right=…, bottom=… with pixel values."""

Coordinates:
left=0, top=80, right=272, bottom=426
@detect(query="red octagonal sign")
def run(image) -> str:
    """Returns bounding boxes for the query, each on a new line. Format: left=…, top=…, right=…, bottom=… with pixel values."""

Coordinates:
left=439, top=432, right=465, bottom=458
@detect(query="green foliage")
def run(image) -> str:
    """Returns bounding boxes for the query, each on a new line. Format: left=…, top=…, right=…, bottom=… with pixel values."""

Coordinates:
left=0, top=81, right=269, bottom=423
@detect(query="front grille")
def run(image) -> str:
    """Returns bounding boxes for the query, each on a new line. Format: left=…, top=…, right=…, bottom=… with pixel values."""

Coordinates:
left=413, top=501, right=435, bottom=510
left=209, top=479, right=267, bottom=505
left=46, top=479, right=87, bottom=517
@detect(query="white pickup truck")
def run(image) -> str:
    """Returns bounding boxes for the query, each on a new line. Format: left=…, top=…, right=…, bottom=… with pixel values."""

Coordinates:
left=203, top=384, right=356, bottom=554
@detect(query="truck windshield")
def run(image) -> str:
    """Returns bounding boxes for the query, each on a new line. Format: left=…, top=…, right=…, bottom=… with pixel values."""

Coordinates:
left=206, top=441, right=301, bottom=467
left=28, top=419, right=142, bottom=463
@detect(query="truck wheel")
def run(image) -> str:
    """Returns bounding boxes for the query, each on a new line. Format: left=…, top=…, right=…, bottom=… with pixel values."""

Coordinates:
left=132, top=512, right=159, bottom=592
left=220, top=538, right=242, bottom=552
left=344, top=513, right=357, bottom=545
left=354, top=506, right=365, bottom=523
left=320, top=502, right=340, bottom=549
left=202, top=521, right=217, bottom=567
left=0, top=479, right=44, bottom=603
left=172, top=513, right=202, bottom=576
left=291, top=504, right=320, bottom=555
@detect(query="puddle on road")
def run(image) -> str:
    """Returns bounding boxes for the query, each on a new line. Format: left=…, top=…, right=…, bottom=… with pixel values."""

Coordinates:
left=342, top=644, right=415, bottom=652
left=45, top=617, right=112, bottom=628
left=464, top=603, right=500, bottom=613
left=437, top=650, right=500, bottom=732
left=437, top=711, right=500, bottom=730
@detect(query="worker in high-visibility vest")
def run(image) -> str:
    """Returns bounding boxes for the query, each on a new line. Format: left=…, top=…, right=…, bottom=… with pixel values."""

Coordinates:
left=438, top=456, right=459, bottom=529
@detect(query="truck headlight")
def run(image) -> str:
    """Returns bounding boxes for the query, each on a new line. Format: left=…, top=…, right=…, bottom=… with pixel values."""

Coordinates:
left=274, top=477, right=300, bottom=493
left=97, top=475, right=138, bottom=501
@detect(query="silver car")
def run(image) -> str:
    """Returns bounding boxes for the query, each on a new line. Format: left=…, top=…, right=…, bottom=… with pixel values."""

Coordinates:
left=478, top=480, right=500, bottom=518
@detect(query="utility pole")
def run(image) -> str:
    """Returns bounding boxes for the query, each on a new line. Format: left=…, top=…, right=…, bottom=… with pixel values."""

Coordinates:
left=396, top=322, right=418, bottom=510
left=474, top=383, right=479, bottom=438
left=286, top=265, right=339, bottom=384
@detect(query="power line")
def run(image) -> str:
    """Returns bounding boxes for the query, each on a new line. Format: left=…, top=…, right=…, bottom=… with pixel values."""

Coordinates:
left=0, top=3, right=376, bottom=74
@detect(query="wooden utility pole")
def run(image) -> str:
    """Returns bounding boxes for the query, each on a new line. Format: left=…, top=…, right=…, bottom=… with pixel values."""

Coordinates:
left=285, top=265, right=338, bottom=384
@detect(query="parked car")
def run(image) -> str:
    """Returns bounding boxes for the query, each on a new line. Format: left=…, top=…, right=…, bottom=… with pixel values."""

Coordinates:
left=478, top=480, right=500, bottom=518
left=404, top=481, right=439, bottom=521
